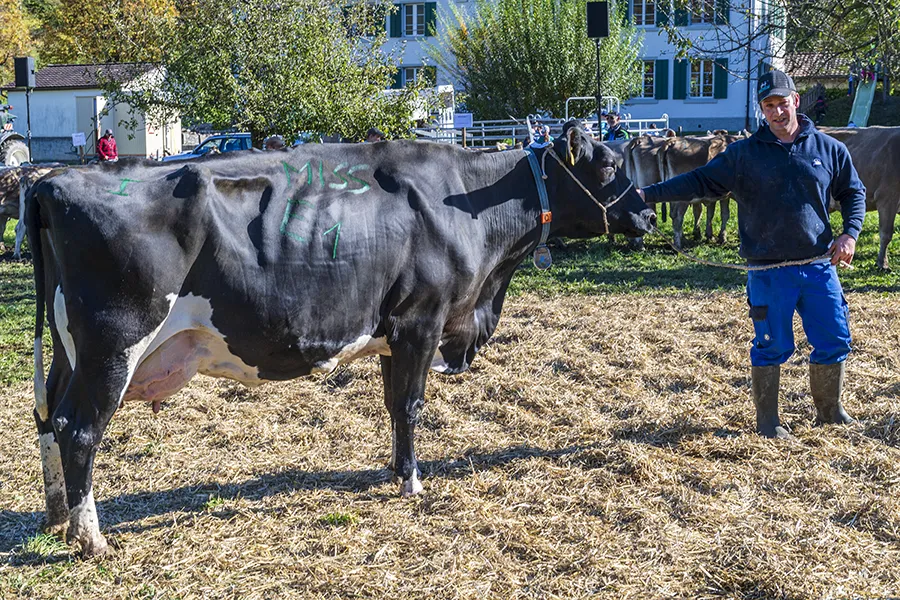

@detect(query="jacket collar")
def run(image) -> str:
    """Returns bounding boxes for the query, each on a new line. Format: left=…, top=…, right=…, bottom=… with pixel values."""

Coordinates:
left=754, top=113, right=816, bottom=144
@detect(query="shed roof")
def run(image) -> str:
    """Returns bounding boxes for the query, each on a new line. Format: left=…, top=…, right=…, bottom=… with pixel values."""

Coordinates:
left=785, top=53, right=851, bottom=79
left=2, top=62, right=155, bottom=90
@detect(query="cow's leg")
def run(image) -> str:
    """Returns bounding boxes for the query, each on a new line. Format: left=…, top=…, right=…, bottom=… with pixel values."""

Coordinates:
left=0, top=215, right=7, bottom=253
left=705, top=201, right=715, bottom=241
left=671, top=202, right=687, bottom=249
left=36, top=350, right=73, bottom=538
left=54, top=363, right=127, bottom=556
left=380, top=355, right=396, bottom=472
left=691, top=203, right=702, bottom=240
left=386, top=333, right=439, bottom=496
left=14, top=218, right=26, bottom=258
left=717, top=198, right=730, bottom=244
left=875, top=195, right=899, bottom=270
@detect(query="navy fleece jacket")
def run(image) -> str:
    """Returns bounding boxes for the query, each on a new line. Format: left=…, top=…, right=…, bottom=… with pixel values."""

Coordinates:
left=642, top=116, right=866, bottom=263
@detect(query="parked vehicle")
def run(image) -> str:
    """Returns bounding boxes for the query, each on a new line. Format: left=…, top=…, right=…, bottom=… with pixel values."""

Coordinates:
left=0, top=105, right=31, bottom=166
left=162, top=133, right=252, bottom=162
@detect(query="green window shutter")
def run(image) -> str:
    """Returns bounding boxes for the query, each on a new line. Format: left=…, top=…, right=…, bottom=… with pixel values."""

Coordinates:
left=715, top=0, right=729, bottom=23
left=674, top=3, right=688, bottom=25
left=392, top=69, right=403, bottom=89
left=655, top=59, right=669, bottom=99
left=425, top=2, right=437, bottom=36
left=673, top=58, right=687, bottom=99
left=656, top=1, right=669, bottom=26
left=623, top=0, right=633, bottom=26
left=423, top=66, right=437, bottom=85
left=390, top=4, right=402, bottom=37
left=714, top=57, right=728, bottom=99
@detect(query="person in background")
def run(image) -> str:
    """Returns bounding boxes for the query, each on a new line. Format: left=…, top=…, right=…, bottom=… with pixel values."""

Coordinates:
left=813, top=95, right=827, bottom=125
left=365, top=127, right=385, bottom=143
left=603, top=111, right=630, bottom=141
left=97, top=129, right=118, bottom=162
left=528, top=125, right=554, bottom=149
left=263, top=135, right=286, bottom=151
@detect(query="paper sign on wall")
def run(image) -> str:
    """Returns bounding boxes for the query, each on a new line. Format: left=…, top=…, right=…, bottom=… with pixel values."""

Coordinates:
left=72, top=132, right=87, bottom=147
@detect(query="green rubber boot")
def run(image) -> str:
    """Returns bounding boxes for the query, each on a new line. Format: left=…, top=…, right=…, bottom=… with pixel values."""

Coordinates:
left=752, top=365, right=792, bottom=439
left=810, top=362, right=855, bottom=426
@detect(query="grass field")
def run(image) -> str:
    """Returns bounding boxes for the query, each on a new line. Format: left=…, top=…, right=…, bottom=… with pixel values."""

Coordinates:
left=1, top=208, right=899, bottom=599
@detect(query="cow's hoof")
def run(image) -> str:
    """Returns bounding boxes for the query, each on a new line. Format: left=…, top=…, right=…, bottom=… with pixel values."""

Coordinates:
left=40, top=519, right=69, bottom=540
left=72, top=533, right=109, bottom=558
left=400, top=472, right=423, bottom=497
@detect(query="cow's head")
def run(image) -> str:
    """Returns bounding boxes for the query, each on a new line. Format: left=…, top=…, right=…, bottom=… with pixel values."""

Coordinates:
left=549, top=124, right=656, bottom=238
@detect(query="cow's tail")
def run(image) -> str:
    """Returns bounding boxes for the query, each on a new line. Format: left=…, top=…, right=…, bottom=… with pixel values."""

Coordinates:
left=25, top=179, right=47, bottom=416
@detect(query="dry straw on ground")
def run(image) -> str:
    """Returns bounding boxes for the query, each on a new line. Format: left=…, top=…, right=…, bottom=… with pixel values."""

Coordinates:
left=1, top=291, right=899, bottom=599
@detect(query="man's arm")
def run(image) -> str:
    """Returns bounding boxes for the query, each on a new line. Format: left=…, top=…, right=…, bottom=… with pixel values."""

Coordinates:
left=828, top=144, right=866, bottom=265
left=639, top=145, right=737, bottom=205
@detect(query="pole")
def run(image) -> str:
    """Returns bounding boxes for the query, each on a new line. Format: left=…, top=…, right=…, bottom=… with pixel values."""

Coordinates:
left=25, top=87, right=32, bottom=161
left=595, top=39, right=602, bottom=120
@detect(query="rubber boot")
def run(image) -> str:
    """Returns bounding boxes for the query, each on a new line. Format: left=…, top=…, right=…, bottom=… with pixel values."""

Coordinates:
left=752, top=365, right=792, bottom=439
left=810, top=362, right=854, bottom=426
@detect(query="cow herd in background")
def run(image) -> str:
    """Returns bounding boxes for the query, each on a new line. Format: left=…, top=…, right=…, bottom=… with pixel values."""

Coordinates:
left=1, top=127, right=899, bottom=270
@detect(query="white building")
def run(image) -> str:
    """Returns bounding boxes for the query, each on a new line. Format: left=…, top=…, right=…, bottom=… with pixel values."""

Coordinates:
left=386, top=0, right=785, bottom=132
left=3, top=63, right=181, bottom=163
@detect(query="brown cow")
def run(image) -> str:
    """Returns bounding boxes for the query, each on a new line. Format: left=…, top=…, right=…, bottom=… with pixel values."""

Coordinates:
left=0, top=165, right=61, bottom=257
left=822, top=126, right=900, bottom=270
left=657, top=131, right=746, bottom=248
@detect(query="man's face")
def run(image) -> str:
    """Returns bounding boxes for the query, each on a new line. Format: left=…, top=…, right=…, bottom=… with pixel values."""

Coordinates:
left=366, top=134, right=382, bottom=143
left=760, top=92, right=800, bottom=137
left=606, top=115, right=619, bottom=127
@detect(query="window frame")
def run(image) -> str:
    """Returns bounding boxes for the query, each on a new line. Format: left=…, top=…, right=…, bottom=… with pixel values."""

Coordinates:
left=689, top=0, right=716, bottom=24
left=403, top=66, right=422, bottom=85
left=403, top=3, right=425, bottom=37
left=633, top=0, right=656, bottom=26
left=640, top=60, right=656, bottom=98
left=690, top=59, right=715, bottom=98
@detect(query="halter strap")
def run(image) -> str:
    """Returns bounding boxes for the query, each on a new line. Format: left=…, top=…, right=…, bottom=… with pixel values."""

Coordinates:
left=525, top=148, right=553, bottom=270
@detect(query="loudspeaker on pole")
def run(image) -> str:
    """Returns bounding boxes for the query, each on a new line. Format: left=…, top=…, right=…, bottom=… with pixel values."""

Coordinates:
left=14, top=57, right=36, bottom=89
left=586, top=2, right=609, bottom=39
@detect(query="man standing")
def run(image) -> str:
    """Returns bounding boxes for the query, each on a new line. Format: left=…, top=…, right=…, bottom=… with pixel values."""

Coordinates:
left=97, top=129, right=118, bottom=162
left=603, top=111, right=630, bottom=141
left=637, top=70, right=866, bottom=439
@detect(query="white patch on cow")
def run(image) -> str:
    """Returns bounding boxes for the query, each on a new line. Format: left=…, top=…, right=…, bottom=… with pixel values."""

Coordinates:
left=34, top=337, right=48, bottom=421
left=116, top=293, right=178, bottom=405
left=53, top=286, right=77, bottom=369
left=68, top=489, right=107, bottom=555
left=401, top=471, right=423, bottom=497
left=311, top=335, right=391, bottom=374
left=122, top=294, right=264, bottom=404
left=38, top=432, right=67, bottom=525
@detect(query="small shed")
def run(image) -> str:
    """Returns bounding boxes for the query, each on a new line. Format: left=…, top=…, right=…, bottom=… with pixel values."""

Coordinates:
left=2, top=63, right=181, bottom=163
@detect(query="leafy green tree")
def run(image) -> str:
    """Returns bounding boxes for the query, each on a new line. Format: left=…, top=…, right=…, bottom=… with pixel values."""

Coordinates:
left=0, top=0, right=37, bottom=85
left=109, top=0, right=429, bottom=145
left=429, top=0, right=642, bottom=120
left=39, top=0, right=177, bottom=63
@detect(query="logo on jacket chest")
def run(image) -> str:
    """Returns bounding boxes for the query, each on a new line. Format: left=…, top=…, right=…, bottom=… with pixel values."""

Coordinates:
left=812, top=158, right=822, bottom=167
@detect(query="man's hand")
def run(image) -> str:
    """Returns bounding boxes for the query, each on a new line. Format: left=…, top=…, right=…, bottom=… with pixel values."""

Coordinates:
left=636, top=188, right=645, bottom=201
left=829, top=233, right=856, bottom=267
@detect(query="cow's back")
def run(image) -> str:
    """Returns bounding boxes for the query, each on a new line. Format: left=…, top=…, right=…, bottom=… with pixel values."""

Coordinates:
left=823, top=126, right=900, bottom=209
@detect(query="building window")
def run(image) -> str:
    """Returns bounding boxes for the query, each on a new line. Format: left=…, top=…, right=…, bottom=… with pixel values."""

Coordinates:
left=404, top=3, right=425, bottom=36
left=633, top=0, right=656, bottom=26
left=641, top=60, right=655, bottom=98
left=690, top=59, right=714, bottom=97
left=690, top=0, right=715, bottom=23
left=403, top=66, right=422, bottom=85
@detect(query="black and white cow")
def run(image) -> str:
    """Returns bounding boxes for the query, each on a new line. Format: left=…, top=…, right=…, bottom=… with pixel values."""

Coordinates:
left=26, top=129, right=655, bottom=556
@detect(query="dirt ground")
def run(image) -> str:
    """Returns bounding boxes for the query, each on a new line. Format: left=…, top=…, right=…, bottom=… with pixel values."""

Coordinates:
left=1, top=291, right=899, bottom=599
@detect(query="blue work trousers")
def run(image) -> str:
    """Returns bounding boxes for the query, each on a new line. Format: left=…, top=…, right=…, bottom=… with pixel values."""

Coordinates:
left=746, top=263, right=852, bottom=367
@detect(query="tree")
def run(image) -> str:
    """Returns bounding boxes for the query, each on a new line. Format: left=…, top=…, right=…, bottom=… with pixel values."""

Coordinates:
left=39, top=0, right=177, bottom=64
left=108, top=0, right=429, bottom=144
left=0, top=0, right=36, bottom=85
left=429, top=0, right=642, bottom=120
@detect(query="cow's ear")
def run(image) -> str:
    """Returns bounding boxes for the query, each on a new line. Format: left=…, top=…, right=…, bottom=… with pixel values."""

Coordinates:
left=565, top=127, right=593, bottom=166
